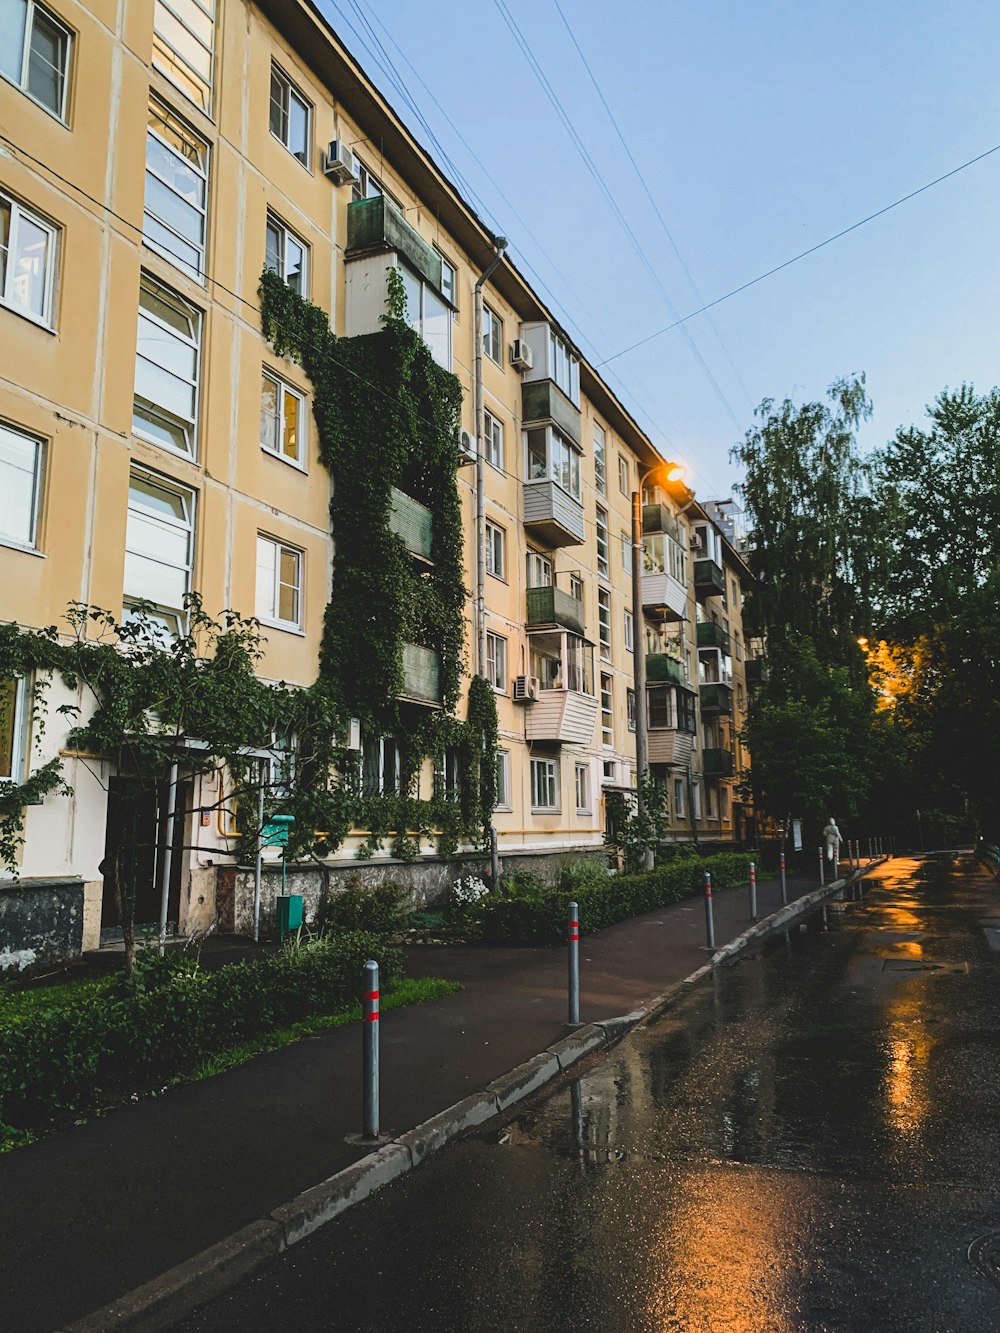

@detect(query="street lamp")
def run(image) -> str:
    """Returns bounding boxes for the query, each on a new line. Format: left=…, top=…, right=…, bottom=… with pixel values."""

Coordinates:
left=631, top=459, right=688, bottom=870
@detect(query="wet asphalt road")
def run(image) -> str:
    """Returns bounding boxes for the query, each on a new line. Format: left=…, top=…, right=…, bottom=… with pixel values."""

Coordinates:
left=182, top=854, right=1000, bottom=1332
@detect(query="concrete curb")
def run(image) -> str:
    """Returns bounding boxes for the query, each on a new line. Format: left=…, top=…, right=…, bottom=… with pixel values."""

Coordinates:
left=65, top=858, right=887, bottom=1331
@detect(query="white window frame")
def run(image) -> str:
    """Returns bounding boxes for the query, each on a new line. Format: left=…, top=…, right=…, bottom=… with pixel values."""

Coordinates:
left=0, top=675, right=30, bottom=782
left=265, top=212, right=309, bottom=296
left=485, top=519, right=506, bottom=580
left=152, top=0, right=214, bottom=113
left=674, top=777, right=685, bottom=820
left=133, top=273, right=201, bottom=458
left=144, top=99, right=209, bottom=283
left=399, top=263, right=452, bottom=369
left=593, top=423, right=607, bottom=495
left=624, top=609, right=634, bottom=654
left=595, top=506, right=609, bottom=578
left=621, top=530, right=632, bottom=574
left=598, top=587, right=612, bottom=662
left=483, top=408, right=503, bottom=472
left=692, top=779, right=702, bottom=820
left=255, top=533, right=303, bottom=631
left=494, top=748, right=511, bottom=810
left=618, top=454, right=630, bottom=496
left=352, top=158, right=383, bottom=202
left=436, top=250, right=458, bottom=317
left=0, top=420, right=45, bottom=551
left=124, top=468, right=195, bottom=634
left=600, top=674, right=614, bottom=748
left=269, top=63, right=311, bottom=165
left=2, top=0, right=72, bottom=121
left=260, top=368, right=307, bottom=469
left=485, top=630, right=507, bottom=693
left=549, top=328, right=580, bottom=404
left=575, top=761, right=591, bottom=814
left=526, top=549, right=552, bottom=589
left=530, top=756, right=559, bottom=812
left=0, top=188, right=57, bottom=327
left=267, top=724, right=297, bottom=800
left=483, top=303, right=502, bottom=365
left=361, top=732, right=400, bottom=796
left=627, top=687, right=636, bottom=733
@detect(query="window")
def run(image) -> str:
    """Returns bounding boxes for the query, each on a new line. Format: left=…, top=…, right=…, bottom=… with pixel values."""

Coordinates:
left=602, top=759, right=616, bottom=783
left=1, top=0, right=71, bottom=118
left=483, top=303, right=502, bottom=364
left=267, top=725, right=296, bottom=800
left=435, top=746, right=462, bottom=803
left=265, top=213, right=308, bottom=296
left=575, top=762, right=590, bottom=813
left=720, top=785, right=730, bottom=819
left=627, top=687, right=636, bottom=733
left=621, top=530, right=632, bottom=574
left=549, top=329, right=579, bottom=403
left=124, top=470, right=195, bottom=633
left=437, top=251, right=457, bottom=314
left=600, top=674, right=613, bottom=747
left=260, top=370, right=305, bottom=467
left=495, top=749, right=511, bottom=809
left=485, top=631, right=507, bottom=692
left=143, top=101, right=208, bottom=284
left=618, top=454, right=630, bottom=496
left=485, top=520, right=505, bottom=579
left=0, top=421, right=44, bottom=549
left=737, top=682, right=745, bottom=710
left=593, top=423, right=607, bottom=495
left=483, top=408, right=503, bottom=471
left=525, top=426, right=581, bottom=499
left=255, top=535, right=303, bottom=629
left=595, top=506, right=609, bottom=578
left=530, top=756, right=559, bottom=811
left=269, top=64, right=310, bottom=164
left=0, top=189, right=57, bottom=325
left=570, top=574, right=584, bottom=602
left=352, top=159, right=383, bottom=202
left=705, top=783, right=717, bottom=819
left=400, top=265, right=451, bottom=369
left=624, top=610, right=634, bottom=653
left=692, top=780, right=702, bottom=821
left=526, top=549, right=552, bottom=589
left=0, top=676, right=29, bottom=781
left=362, top=733, right=400, bottom=796
left=674, top=778, right=685, bottom=820
left=598, top=587, right=611, bottom=662
left=153, top=0, right=214, bottom=112
left=133, top=275, right=201, bottom=456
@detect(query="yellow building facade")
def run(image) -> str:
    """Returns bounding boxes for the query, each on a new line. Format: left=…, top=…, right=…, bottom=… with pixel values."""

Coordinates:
left=0, top=0, right=751, bottom=967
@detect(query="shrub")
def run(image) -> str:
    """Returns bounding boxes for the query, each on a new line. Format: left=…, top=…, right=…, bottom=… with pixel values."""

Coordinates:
left=0, top=932, right=400, bottom=1135
left=558, top=855, right=612, bottom=892
left=322, top=879, right=406, bottom=935
left=495, top=870, right=546, bottom=899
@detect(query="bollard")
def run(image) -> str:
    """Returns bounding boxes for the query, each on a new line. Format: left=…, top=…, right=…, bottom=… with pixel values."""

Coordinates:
left=779, top=850, right=788, bottom=906
left=362, top=959, right=380, bottom=1140
left=704, top=871, right=716, bottom=950
left=818, top=846, right=825, bottom=887
left=868, top=837, right=873, bottom=860
left=567, top=900, right=580, bottom=1024
left=749, top=860, right=757, bottom=922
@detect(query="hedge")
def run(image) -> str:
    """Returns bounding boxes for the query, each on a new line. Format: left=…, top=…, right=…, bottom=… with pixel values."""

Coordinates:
left=0, top=932, right=400, bottom=1134
left=478, top=852, right=754, bottom=942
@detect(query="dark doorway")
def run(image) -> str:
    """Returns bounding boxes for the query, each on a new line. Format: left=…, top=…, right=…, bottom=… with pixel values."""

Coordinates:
left=100, top=777, right=186, bottom=941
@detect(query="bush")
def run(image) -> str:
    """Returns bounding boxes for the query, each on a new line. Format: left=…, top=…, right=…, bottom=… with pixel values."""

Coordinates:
left=322, top=879, right=406, bottom=935
left=477, top=852, right=754, bottom=942
left=496, top=869, right=546, bottom=899
left=0, top=932, right=400, bottom=1134
left=558, top=855, right=612, bottom=892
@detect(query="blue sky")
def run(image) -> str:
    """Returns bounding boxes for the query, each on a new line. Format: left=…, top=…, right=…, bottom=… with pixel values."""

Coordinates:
left=317, top=0, right=1000, bottom=499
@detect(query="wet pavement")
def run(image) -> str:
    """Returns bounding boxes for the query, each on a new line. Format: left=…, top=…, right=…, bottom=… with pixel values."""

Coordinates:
left=181, top=854, right=1000, bottom=1332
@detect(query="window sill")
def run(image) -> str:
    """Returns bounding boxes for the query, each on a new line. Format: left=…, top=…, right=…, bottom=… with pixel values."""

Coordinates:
left=270, top=130, right=313, bottom=172
left=531, top=807, right=560, bottom=815
left=0, top=297, right=56, bottom=335
left=132, top=429, right=198, bottom=466
left=257, top=618, right=306, bottom=637
left=0, top=538, right=45, bottom=559
left=261, top=446, right=308, bottom=474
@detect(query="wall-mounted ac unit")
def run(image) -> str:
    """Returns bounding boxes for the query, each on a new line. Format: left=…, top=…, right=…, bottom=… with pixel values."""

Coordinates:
left=510, top=338, right=533, bottom=371
left=690, top=532, right=705, bottom=552
left=513, top=675, right=540, bottom=703
left=340, top=717, right=362, bottom=749
left=457, top=429, right=476, bottom=466
left=323, top=140, right=358, bottom=186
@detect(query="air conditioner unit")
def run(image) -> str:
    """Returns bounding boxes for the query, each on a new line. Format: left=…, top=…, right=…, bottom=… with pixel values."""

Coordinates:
left=323, top=140, right=358, bottom=186
left=510, top=338, right=533, bottom=371
left=690, top=532, right=705, bottom=552
left=513, top=675, right=540, bottom=703
left=340, top=717, right=362, bottom=749
left=457, top=429, right=476, bottom=466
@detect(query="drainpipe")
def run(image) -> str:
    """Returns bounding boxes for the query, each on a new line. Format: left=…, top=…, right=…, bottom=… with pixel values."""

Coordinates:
left=474, top=236, right=507, bottom=677
left=158, top=760, right=179, bottom=957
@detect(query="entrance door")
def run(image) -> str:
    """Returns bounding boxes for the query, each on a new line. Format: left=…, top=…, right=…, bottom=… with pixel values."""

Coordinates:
left=100, top=777, right=186, bottom=940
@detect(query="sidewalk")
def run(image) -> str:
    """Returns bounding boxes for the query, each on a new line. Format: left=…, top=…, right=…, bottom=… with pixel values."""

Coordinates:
left=1, top=864, right=862, bottom=1331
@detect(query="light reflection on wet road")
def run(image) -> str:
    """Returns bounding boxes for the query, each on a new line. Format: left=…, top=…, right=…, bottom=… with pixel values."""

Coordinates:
left=182, top=854, right=1000, bottom=1331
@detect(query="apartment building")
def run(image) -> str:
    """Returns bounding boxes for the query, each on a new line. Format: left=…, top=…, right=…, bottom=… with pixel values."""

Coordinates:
left=0, top=0, right=751, bottom=968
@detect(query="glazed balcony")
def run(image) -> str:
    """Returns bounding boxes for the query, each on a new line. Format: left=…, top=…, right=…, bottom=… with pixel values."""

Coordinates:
left=702, top=747, right=735, bottom=778
left=696, top=621, right=730, bottom=653
left=521, top=379, right=581, bottom=446
left=641, top=503, right=679, bottom=539
left=389, top=489, right=432, bottom=562
left=399, top=643, right=441, bottom=707
left=699, top=682, right=734, bottom=715
left=646, top=653, right=685, bottom=686
left=526, top=585, right=585, bottom=637
left=693, top=558, right=725, bottom=601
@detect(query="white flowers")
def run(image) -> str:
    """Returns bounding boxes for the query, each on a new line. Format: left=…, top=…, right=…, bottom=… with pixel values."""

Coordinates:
left=452, top=874, right=489, bottom=905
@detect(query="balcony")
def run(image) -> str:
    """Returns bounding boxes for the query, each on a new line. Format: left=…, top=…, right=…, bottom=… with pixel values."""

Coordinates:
left=346, top=195, right=441, bottom=290
left=522, top=379, right=581, bottom=446
left=641, top=571, right=687, bottom=621
left=642, top=504, right=679, bottom=539
left=745, top=657, right=769, bottom=687
left=526, top=586, right=585, bottom=637
left=522, top=480, right=585, bottom=547
left=647, top=728, right=694, bottom=768
left=693, top=558, right=725, bottom=601
left=702, top=747, right=735, bottom=778
left=696, top=620, right=730, bottom=653
left=389, top=489, right=432, bottom=562
left=525, top=690, right=599, bottom=746
left=646, top=653, right=685, bottom=686
left=399, top=643, right=441, bottom=707
left=699, top=682, right=733, bottom=715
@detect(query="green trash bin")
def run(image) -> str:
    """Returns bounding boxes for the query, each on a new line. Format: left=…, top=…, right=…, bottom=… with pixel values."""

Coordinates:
left=276, top=893, right=303, bottom=941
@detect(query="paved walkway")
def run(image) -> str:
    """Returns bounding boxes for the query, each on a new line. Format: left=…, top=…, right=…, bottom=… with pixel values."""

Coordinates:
left=0, top=864, right=864, bottom=1331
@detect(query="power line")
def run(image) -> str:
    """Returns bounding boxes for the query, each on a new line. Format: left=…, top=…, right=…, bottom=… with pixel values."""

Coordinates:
left=599, top=140, right=1000, bottom=367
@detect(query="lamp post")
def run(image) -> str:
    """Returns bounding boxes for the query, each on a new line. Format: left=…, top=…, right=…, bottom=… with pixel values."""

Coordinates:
left=632, top=460, right=686, bottom=871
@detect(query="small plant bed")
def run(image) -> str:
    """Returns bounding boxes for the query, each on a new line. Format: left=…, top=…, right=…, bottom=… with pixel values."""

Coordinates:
left=0, top=932, right=456, bottom=1154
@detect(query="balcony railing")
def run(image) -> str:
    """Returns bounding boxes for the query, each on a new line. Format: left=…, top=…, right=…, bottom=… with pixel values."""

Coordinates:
left=346, top=195, right=442, bottom=291
left=693, top=558, right=725, bottom=600
left=745, top=657, right=769, bottom=687
left=521, top=379, right=581, bottom=446
left=702, top=747, right=735, bottom=778
left=389, top=489, right=433, bottom=561
left=641, top=503, right=679, bottom=539
left=399, top=643, right=441, bottom=707
left=699, top=682, right=733, bottom=715
left=522, top=480, right=585, bottom=547
left=640, top=571, right=686, bottom=621
left=696, top=620, right=730, bottom=653
left=526, top=585, right=585, bottom=637
left=646, top=653, right=685, bottom=686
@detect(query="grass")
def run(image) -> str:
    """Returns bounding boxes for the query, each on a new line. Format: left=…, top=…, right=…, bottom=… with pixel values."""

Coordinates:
left=0, top=974, right=113, bottom=1020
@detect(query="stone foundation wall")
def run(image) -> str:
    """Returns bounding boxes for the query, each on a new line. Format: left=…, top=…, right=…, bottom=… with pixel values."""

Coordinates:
left=0, top=878, right=85, bottom=974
